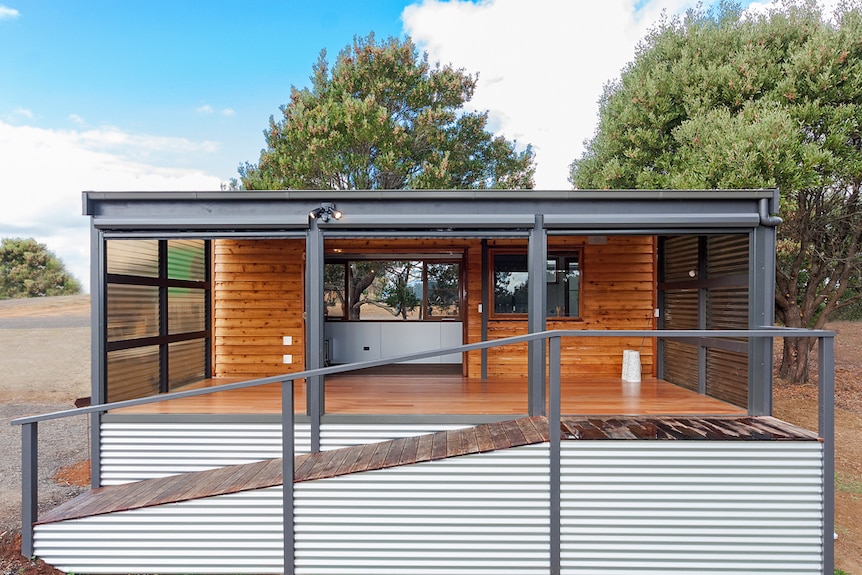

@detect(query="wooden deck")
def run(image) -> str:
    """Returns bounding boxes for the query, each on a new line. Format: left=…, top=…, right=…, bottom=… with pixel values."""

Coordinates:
left=112, top=371, right=745, bottom=416
left=38, top=415, right=818, bottom=525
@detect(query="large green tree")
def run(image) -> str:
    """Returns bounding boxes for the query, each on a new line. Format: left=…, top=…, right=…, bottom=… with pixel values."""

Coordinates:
left=570, top=0, right=862, bottom=383
left=240, top=33, right=535, bottom=190
left=0, top=238, right=82, bottom=298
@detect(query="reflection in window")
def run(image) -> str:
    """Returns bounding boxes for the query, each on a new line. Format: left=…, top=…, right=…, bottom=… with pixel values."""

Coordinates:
left=427, top=263, right=460, bottom=318
left=492, top=251, right=581, bottom=317
left=493, top=254, right=529, bottom=314
left=546, top=256, right=580, bottom=317
left=107, top=284, right=160, bottom=342
left=325, top=258, right=461, bottom=321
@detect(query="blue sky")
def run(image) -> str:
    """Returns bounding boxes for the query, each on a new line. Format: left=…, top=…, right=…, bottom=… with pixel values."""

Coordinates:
left=0, top=0, right=819, bottom=291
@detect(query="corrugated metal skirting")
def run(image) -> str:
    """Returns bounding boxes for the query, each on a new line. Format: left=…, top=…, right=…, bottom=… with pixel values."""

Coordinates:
left=36, top=439, right=824, bottom=574
left=561, top=441, right=824, bottom=574
left=100, top=421, right=470, bottom=484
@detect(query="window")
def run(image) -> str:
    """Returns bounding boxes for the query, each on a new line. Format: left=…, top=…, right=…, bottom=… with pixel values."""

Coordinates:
left=324, top=257, right=462, bottom=321
left=491, top=249, right=581, bottom=318
left=105, top=239, right=210, bottom=401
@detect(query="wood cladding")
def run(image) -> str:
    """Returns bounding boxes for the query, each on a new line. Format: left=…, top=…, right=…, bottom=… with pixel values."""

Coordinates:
left=211, top=235, right=656, bottom=380
left=213, top=239, right=305, bottom=378
left=466, top=236, right=656, bottom=378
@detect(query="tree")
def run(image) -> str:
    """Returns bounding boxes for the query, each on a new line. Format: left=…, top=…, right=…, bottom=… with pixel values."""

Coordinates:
left=239, top=33, right=535, bottom=190
left=570, top=0, right=862, bottom=383
left=0, top=238, right=82, bottom=298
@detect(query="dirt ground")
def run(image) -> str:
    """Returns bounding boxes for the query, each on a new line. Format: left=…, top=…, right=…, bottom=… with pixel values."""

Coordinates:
left=0, top=295, right=860, bottom=574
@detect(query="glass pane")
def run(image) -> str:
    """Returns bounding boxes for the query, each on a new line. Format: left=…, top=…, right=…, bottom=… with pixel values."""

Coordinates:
left=427, top=263, right=460, bottom=318
left=168, top=239, right=206, bottom=281
left=565, top=259, right=580, bottom=316
left=107, top=239, right=159, bottom=278
left=324, top=263, right=346, bottom=319
left=347, top=261, right=422, bottom=320
left=169, top=339, right=206, bottom=389
left=547, top=255, right=580, bottom=317
left=107, top=346, right=160, bottom=402
left=664, top=289, right=699, bottom=329
left=107, top=284, right=159, bottom=342
left=168, top=287, right=206, bottom=335
left=493, top=254, right=528, bottom=314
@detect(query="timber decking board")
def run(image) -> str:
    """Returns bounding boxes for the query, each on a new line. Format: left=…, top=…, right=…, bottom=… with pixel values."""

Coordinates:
left=37, top=415, right=819, bottom=525
left=112, top=375, right=746, bottom=416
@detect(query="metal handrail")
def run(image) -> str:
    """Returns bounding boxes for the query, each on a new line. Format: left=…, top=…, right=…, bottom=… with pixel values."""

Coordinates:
left=9, top=327, right=830, bottom=426
left=12, top=327, right=836, bottom=574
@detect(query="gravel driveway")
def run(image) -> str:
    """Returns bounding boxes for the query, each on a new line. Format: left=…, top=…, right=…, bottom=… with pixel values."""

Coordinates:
left=0, top=297, right=91, bottom=534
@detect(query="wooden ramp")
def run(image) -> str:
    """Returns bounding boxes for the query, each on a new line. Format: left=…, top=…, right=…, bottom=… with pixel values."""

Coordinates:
left=38, top=415, right=818, bottom=525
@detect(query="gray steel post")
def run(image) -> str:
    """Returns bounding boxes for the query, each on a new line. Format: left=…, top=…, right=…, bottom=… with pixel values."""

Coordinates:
left=305, top=219, right=324, bottom=452
left=548, top=336, right=561, bottom=575
left=282, top=379, right=295, bottom=575
left=528, top=215, right=547, bottom=415
left=749, top=226, right=776, bottom=415
left=21, top=422, right=37, bottom=558
left=90, top=226, right=104, bottom=488
left=818, top=335, right=835, bottom=574
left=481, top=240, right=488, bottom=379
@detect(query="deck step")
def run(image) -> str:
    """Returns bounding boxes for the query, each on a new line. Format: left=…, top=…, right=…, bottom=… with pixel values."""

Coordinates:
left=37, top=415, right=817, bottom=525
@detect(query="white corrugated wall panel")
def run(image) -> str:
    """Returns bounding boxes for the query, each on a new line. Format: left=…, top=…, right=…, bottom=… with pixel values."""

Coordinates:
left=293, top=443, right=550, bottom=575
left=36, top=444, right=549, bottom=575
left=99, top=421, right=470, bottom=484
left=559, top=441, right=824, bottom=574
left=34, top=488, right=285, bottom=574
left=99, top=422, right=310, bottom=484
left=319, top=422, right=471, bottom=450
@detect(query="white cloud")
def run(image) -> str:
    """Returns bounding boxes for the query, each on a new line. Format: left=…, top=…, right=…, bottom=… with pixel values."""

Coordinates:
left=68, top=114, right=86, bottom=125
left=73, top=125, right=221, bottom=160
left=10, top=107, right=33, bottom=119
left=403, top=0, right=698, bottom=189
left=0, top=4, right=19, bottom=19
left=197, top=104, right=235, bottom=117
left=0, top=121, right=222, bottom=293
left=405, top=0, right=849, bottom=189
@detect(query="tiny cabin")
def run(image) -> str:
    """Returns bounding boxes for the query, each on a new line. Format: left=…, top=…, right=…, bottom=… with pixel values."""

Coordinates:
left=16, top=189, right=835, bottom=574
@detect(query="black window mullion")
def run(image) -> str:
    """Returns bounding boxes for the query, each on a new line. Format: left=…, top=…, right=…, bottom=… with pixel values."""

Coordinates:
left=159, top=241, right=169, bottom=394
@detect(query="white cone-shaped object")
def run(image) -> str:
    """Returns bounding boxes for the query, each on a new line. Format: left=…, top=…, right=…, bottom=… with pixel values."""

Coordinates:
left=622, top=349, right=642, bottom=383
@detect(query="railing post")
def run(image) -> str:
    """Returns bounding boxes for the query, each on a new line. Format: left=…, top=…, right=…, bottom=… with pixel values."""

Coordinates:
left=282, top=379, right=295, bottom=575
left=548, top=336, right=561, bottom=575
left=21, top=422, right=37, bottom=558
left=310, top=378, right=321, bottom=453
left=818, top=335, right=835, bottom=575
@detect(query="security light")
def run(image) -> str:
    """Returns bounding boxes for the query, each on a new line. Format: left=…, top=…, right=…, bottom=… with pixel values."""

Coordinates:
left=309, top=202, right=342, bottom=222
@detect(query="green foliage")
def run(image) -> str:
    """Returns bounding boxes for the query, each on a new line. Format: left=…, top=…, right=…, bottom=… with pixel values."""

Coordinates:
left=0, top=237, right=82, bottom=299
left=570, top=0, right=862, bottom=382
left=380, top=261, right=421, bottom=319
left=240, top=33, right=535, bottom=190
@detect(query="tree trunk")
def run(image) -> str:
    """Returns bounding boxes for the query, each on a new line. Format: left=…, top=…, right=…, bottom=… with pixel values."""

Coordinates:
left=777, top=336, right=813, bottom=384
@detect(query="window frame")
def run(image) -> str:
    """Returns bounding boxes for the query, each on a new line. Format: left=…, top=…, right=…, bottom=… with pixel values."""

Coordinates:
left=488, top=247, right=583, bottom=320
left=324, top=253, right=465, bottom=322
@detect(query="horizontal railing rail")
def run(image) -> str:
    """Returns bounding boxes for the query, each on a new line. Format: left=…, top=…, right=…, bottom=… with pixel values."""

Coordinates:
left=12, top=327, right=835, bottom=574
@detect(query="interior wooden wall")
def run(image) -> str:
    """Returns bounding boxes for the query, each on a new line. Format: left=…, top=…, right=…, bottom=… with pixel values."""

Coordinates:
left=212, top=239, right=305, bottom=378
left=464, top=236, right=656, bottom=378
left=212, top=235, right=656, bottom=380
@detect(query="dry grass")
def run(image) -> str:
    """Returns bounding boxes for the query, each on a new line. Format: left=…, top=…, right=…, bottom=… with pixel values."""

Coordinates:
left=773, top=320, right=862, bottom=574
